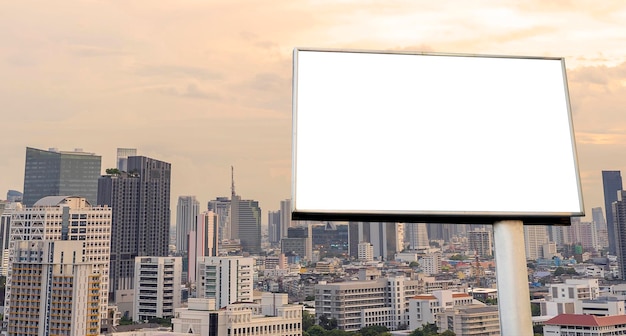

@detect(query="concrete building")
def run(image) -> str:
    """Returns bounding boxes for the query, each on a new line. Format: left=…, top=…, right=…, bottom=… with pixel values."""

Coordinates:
left=172, top=294, right=302, bottom=336
left=467, top=228, right=493, bottom=257
left=436, top=305, right=500, bottom=335
left=544, top=314, right=626, bottom=335
left=281, top=226, right=312, bottom=262
left=280, top=199, right=292, bottom=239
left=4, top=196, right=111, bottom=330
left=196, top=256, right=254, bottom=309
left=408, top=290, right=476, bottom=330
left=22, top=147, right=102, bottom=206
left=613, top=190, right=626, bottom=279
left=349, top=222, right=404, bottom=261
left=524, top=225, right=549, bottom=260
left=97, top=156, right=171, bottom=298
left=418, top=253, right=442, bottom=276
left=7, top=240, right=101, bottom=336
left=232, top=198, right=262, bottom=254
left=134, top=256, right=182, bottom=322
left=268, top=210, right=281, bottom=245
left=175, top=196, right=199, bottom=254
left=404, top=223, right=429, bottom=251
left=208, top=197, right=231, bottom=242
left=548, top=279, right=600, bottom=301
left=188, top=211, right=219, bottom=283
left=358, top=242, right=374, bottom=261
left=314, top=275, right=420, bottom=331
left=603, top=170, right=623, bottom=255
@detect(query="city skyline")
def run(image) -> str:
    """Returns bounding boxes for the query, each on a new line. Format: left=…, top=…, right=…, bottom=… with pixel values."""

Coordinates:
left=3, top=2, right=626, bottom=219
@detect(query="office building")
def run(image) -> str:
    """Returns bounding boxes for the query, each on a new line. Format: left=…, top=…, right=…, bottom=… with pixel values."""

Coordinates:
left=349, top=222, right=403, bottom=261
left=234, top=199, right=262, bottom=254
left=196, top=256, right=254, bottom=309
left=281, top=225, right=312, bottom=262
left=593, top=206, right=609, bottom=249
left=172, top=294, right=303, bottom=336
left=468, top=228, right=493, bottom=257
left=524, top=225, right=549, bottom=260
left=0, top=202, right=20, bottom=276
left=268, top=210, right=281, bottom=245
left=280, top=199, right=292, bottom=239
left=405, top=222, right=429, bottom=250
left=176, top=196, right=199, bottom=253
left=5, top=196, right=111, bottom=331
left=188, top=211, right=219, bottom=283
left=134, top=256, right=182, bottom=321
left=315, top=275, right=419, bottom=331
left=419, top=253, right=442, bottom=276
left=116, top=148, right=137, bottom=172
left=603, top=170, right=623, bottom=254
left=7, top=240, right=101, bottom=336
left=612, top=191, right=626, bottom=279
left=22, top=147, right=101, bottom=206
left=208, top=197, right=230, bottom=241
left=97, top=156, right=171, bottom=298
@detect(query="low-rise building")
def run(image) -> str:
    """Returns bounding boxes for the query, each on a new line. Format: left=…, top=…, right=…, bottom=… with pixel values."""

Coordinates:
left=544, top=314, right=626, bottom=335
left=436, top=305, right=500, bottom=335
left=408, top=290, right=476, bottom=329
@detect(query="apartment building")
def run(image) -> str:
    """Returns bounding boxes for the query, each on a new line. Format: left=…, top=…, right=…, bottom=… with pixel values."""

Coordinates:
left=436, top=305, right=500, bottom=335
left=134, top=256, right=182, bottom=321
left=408, top=290, right=476, bottom=329
left=196, top=256, right=254, bottom=308
left=7, top=240, right=101, bottom=335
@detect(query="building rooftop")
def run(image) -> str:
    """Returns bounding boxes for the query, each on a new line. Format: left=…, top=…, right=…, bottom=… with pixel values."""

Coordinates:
left=545, top=314, right=626, bottom=327
left=33, top=195, right=91, bottom=207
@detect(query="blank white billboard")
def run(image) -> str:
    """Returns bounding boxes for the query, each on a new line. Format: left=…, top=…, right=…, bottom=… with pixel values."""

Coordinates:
left=292, top=49, right=584, bottom=224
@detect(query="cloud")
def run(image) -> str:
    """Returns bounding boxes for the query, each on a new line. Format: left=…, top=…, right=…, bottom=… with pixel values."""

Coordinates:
left=135, top=65, right=223, bottom=81
left=154, top=83, right=222, bottom=101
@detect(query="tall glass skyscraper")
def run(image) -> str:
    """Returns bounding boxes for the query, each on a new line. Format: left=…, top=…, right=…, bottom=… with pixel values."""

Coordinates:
left=602, top=170, right=623, bottom=255
left=22, top=147, right=101, bottom=206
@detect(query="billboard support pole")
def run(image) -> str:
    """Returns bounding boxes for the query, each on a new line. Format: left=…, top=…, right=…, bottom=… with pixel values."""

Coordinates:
left=493, top=220, right=532, bottom=335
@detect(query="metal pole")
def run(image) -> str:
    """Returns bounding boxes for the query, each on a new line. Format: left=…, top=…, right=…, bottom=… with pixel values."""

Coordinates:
left=493, top=220, right=532, bottom=335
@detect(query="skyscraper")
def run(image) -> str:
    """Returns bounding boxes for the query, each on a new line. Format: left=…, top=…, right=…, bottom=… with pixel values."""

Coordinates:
left=603, top=170, right=623, bottom=254
left=349, top=222, right=403, bottom=261
left=524, top=225, right=548, bottom=260
left=208, top=197, right=231, bottom=241
left=188, top=211, right=219, bottom=283
left=468, top=228, right=493, bottom=257
left=176, top=195, right=199, bottom=253
left=97, top=156, right=171, bottom=298
left=234, top=199, right=262, bottom=254
left=268, top=210, right=281, bottom=245
left=405, top=223, right=429, bottom=250
left=613, top=191, right=626, bottom=279
left=280, top=199, right=292, bottom=239
left=593, top=207, right=609, bottom=250
left=22, top=147, right=101, bottom=206
left=116, top=148, right=137, bottom=172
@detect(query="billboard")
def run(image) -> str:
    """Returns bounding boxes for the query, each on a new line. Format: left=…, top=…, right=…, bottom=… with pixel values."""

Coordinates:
left=292, top=49, right=584, bottom=225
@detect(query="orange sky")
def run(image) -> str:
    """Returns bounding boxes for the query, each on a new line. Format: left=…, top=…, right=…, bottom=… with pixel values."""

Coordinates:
left=2, top=1, right=626, bottom=222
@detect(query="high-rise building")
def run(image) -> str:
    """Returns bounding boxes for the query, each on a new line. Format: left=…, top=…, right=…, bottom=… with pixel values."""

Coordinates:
left=468, top=228, right=493, bottom=257
left=613, top=191, right=626, bottom=279
left=268, top=210, right=281, bottom=245
left=603, top=170, right=623, bottom=254
left=207, top=197, right=230, bottom=241
left=405, top=223, right=429, bottom=250
left=196, top=256, right=254, bottom=309
left=281, top=225, right=312, bottom=261
left=97, top=156, right=171, bottom=298
left=349, top=222, right=403, bottom=261
left=524, top=225, right=549, bottom=261
left=280, top=199, right=292, bottom=239
left=176, top=196, right=199, bottom=253
left=133, top=256, right=182, bottom=321
left=358, top=242, right=374, bottom=261
left=4, top=196, right=111, bottom=331
left=116, top=148, right=137, bottom=172
left=7, top=240, right=102, bottom=336
left=188, top=211, right=219, bottom=283
left=593, top=207, right=609, bottom=250
left=22, top=147, right=102, bottom=206
left=234, top=199, right=262, bottom=254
